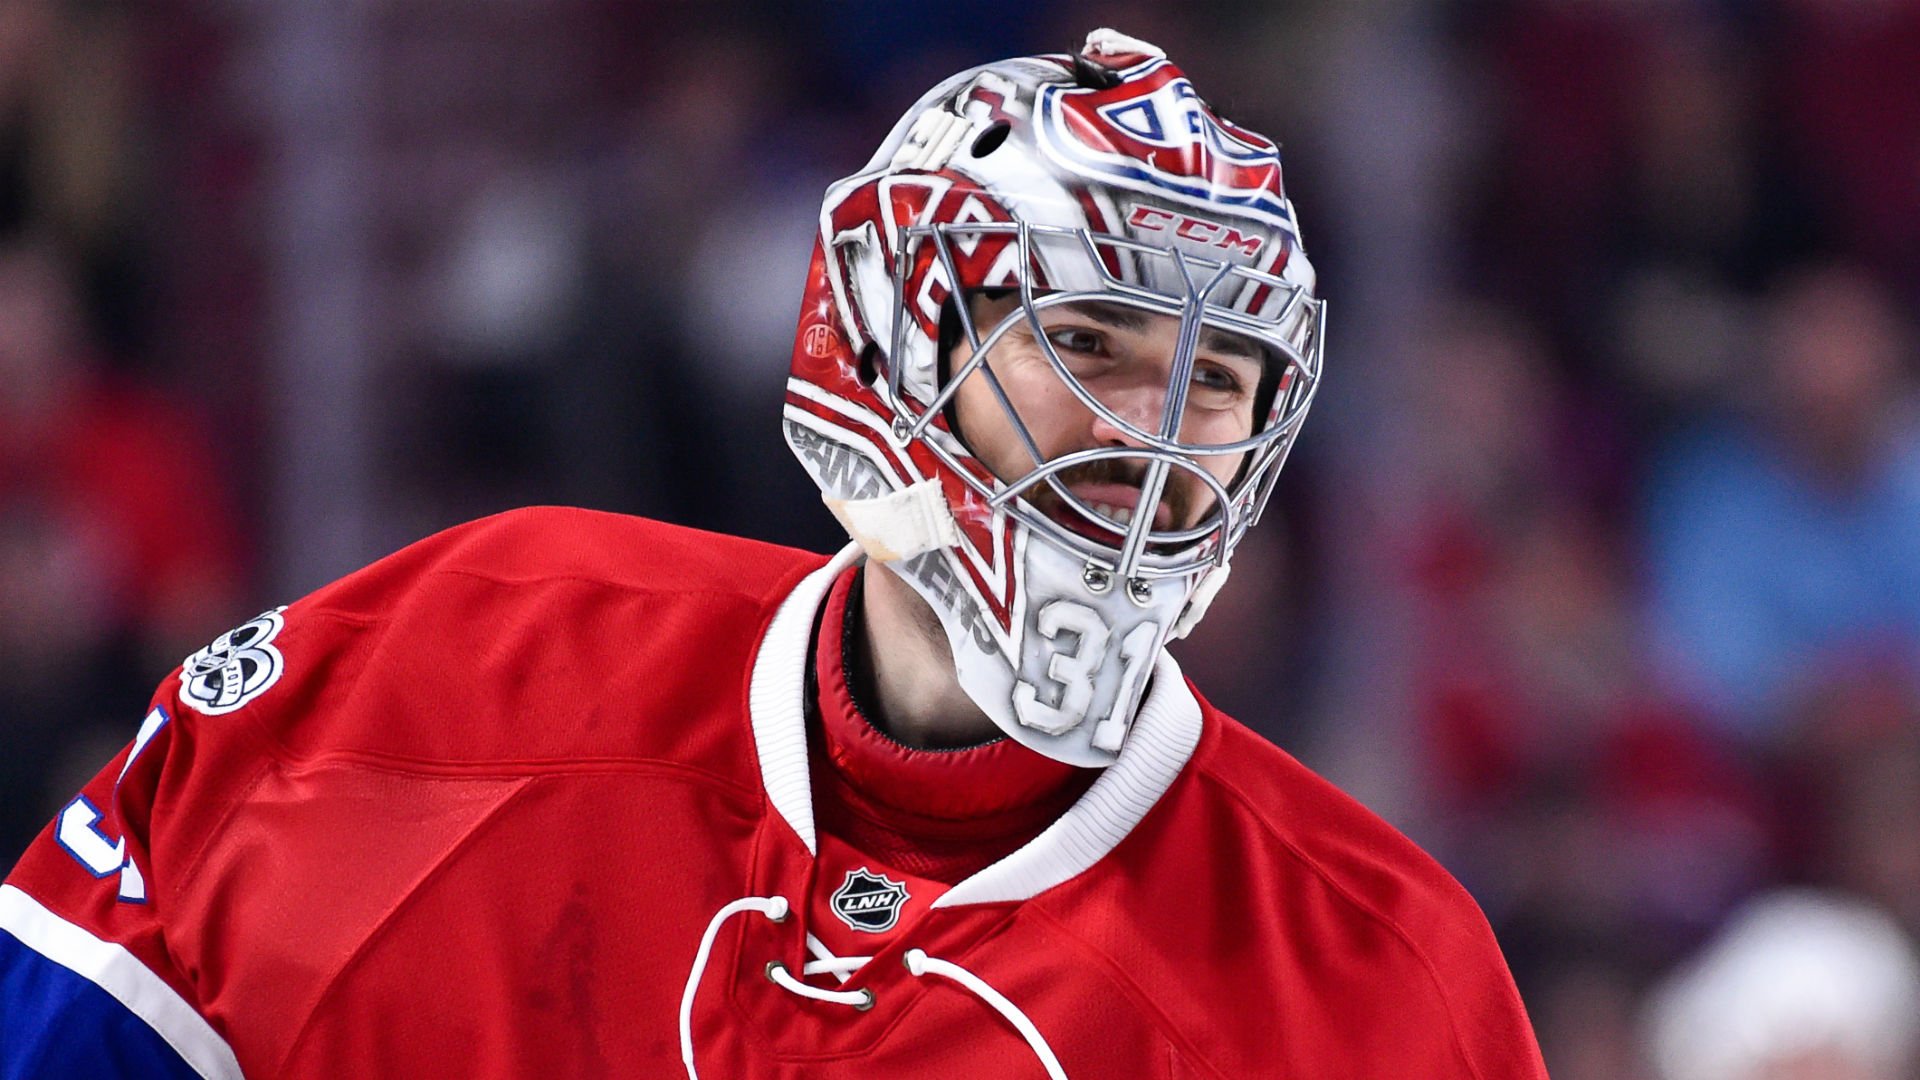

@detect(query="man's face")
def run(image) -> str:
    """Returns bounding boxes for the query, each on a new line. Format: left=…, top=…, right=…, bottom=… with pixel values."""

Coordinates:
left=949, top=293, right=1266, bottom=544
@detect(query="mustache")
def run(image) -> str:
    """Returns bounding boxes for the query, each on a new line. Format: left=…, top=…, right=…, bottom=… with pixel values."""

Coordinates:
left=1024, top=456, right=1198, bottom=530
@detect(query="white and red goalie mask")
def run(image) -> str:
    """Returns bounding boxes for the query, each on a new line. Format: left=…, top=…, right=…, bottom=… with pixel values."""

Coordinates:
left=783, top=29, right=1324, bottom=766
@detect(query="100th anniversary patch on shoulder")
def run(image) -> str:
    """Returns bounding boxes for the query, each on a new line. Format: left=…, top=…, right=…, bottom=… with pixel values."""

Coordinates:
left=179, top=607, right=289, bottom=716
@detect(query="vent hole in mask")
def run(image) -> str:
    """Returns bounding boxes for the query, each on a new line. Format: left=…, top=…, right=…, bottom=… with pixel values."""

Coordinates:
left=971, top=121, right=1011, bottom=158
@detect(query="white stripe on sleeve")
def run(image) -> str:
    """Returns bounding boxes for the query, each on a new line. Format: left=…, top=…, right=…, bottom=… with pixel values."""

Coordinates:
left=0, top=883, right=244, bottom=1080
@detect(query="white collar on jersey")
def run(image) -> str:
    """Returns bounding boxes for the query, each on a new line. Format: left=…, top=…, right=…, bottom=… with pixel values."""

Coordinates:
left=746, top=543, right=1204, bottom=907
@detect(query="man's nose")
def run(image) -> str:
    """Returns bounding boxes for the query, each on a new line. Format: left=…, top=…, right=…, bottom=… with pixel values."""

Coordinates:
left=1087, top=380, right=1172, bottom=445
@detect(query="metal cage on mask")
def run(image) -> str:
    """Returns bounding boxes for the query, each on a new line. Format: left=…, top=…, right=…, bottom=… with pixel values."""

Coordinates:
left=880, top=217, right=1324, bottom=593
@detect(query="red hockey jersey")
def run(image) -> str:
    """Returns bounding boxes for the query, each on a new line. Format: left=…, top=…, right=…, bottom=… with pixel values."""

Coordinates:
left=0, top=508, right=1546, bottom=1078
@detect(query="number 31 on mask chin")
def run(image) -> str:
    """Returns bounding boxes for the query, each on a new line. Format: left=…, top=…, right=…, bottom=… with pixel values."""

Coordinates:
left=1013, top=600, right=1159, bottom=753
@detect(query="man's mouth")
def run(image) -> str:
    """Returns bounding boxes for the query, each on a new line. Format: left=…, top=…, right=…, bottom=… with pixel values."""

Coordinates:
left=1031, top=480, right=1177, bottom=545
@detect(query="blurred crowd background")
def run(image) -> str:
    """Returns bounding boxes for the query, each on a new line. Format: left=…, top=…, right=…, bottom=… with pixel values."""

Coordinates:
left=6, top=0, right=1920, bottom=1075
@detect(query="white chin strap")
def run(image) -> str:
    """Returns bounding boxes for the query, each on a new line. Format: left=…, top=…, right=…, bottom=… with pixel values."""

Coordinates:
left=823, top=480, right=962, bottom=563
left=1169, top=561, right=1230, bottom=640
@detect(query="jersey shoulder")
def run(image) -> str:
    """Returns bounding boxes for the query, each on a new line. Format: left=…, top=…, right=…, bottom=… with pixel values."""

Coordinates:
left=0, top=509, right=830, bottom=1078
left=184, top=507, right=830, bottom=765
left=320, top=505, right=822, bottom=605
left=1195, top=709, right=1484, bottom=940
left=1162, top=700, right=1544, bottom=1077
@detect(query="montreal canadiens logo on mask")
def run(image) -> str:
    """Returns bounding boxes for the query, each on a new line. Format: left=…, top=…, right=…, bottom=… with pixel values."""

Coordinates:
left=1033, top=59, right=1290, bottom=228
left=830, top=868, right=911, bottom=933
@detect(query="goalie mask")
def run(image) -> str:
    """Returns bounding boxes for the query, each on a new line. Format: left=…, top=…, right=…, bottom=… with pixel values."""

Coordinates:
left=784, top=29, right=1324, bottom=766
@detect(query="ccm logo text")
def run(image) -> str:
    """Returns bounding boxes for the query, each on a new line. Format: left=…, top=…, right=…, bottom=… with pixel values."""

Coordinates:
left=1127, top=205, right=1264, bottom=256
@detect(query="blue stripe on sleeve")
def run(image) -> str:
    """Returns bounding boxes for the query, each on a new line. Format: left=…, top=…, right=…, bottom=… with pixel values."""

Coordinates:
left=0, top=928, right=204, bottom=1080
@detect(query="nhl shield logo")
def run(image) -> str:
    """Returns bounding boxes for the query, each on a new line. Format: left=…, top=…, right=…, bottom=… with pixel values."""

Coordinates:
left=830, top=868, right=911, bottom=933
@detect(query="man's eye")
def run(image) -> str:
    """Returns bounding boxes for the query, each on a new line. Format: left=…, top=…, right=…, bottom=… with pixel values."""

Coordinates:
left=1046, top=328, right=1107, bottom=356
left=1193, top=363, right=1247, bottom=395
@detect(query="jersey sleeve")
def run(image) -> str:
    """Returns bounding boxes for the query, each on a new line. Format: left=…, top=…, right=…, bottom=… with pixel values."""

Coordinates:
left=1, top=692, right=245, bottom=1080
